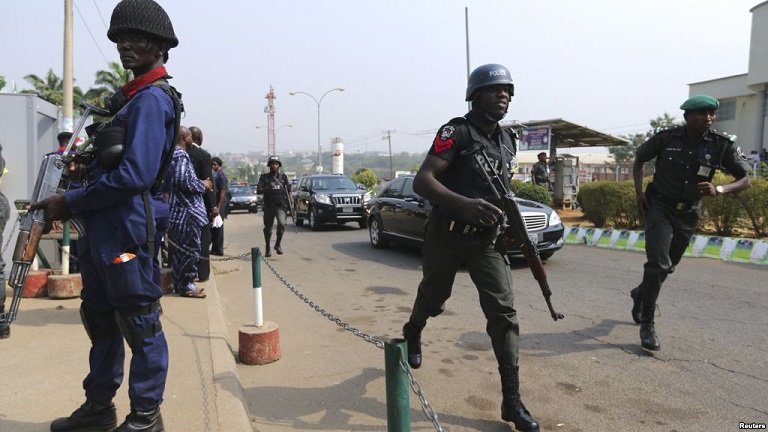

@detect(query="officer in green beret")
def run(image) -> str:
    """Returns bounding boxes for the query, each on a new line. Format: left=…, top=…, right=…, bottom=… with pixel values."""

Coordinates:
left=630, top=94, right=751, bottom=351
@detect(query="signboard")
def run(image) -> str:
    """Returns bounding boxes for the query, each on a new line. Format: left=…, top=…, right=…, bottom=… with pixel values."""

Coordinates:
left=520, top=126, right=551, bottom=152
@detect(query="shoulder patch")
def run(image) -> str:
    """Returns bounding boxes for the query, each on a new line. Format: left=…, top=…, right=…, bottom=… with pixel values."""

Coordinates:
left=736, top=146, right=747, bottom=161
left=433, top=125, right=456, bottom=154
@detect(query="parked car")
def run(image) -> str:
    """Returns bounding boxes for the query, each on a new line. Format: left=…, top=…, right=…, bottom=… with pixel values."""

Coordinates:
left=249, top=183, right=264, bottom=209
left=227, top=183, right=259, bottom=213
left=365, top=175, right=564, bottom=259
left=292, top=174, right=371, bottom=230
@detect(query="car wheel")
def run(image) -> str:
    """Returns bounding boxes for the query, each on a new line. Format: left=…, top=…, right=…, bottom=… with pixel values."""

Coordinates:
left=309, top=207, right=320, bottom=231
left=369, top=216, right=389, bottom=248
left=539, top=251, right=554, bottom=260
left=295, top=216, right=304, bottom=227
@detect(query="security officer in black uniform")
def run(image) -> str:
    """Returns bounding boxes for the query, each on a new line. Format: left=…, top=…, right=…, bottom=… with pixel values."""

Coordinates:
left=257, top=155, right=290, bottom=257
left=402, top=64, right=539, bottom=431
left=631, top=95, right=751, bottom=351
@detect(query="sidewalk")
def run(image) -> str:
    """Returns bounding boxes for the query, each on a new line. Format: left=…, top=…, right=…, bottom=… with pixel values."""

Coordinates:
left=0, top=271, right=253, bottom=432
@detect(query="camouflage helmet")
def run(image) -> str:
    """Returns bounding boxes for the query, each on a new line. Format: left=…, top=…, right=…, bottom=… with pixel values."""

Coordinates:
left=107, top=0, right=178, bottom=48
left=466, top=64, right=514, bottom=101
left=267, top=155, right=282, bottom=167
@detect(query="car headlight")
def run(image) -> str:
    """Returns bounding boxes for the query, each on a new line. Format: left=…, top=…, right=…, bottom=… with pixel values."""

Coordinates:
left=549, top=211, right=562, bottom=226
left=363, top=192, right=371, bottom=203
left=314, top=193, right=331, bottom=205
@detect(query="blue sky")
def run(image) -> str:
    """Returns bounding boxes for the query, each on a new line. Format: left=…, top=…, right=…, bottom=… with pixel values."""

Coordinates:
left=0, top=0, right=760, bottom=156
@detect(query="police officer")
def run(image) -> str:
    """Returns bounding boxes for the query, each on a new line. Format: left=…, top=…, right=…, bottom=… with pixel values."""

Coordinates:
left=631, top=95, right=751, bottom=351
left=401, top=64, right=539, bottom=431
left=257, top=155, right=290, bottom=257
left=30, top=1, right=181, bottom=430
left=0, top=143, right=10, bottom=339
left=531, top=151, right=552, bottom=190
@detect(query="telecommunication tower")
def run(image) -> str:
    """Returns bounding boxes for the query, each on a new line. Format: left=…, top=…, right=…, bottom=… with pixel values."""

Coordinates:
left=264, top=86, right=276, bottom=155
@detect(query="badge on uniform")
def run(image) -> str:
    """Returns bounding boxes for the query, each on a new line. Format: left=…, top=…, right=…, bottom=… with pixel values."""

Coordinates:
left=736, top=146, right=747, bottom=161
left=433, top=125, right=455, bottom=154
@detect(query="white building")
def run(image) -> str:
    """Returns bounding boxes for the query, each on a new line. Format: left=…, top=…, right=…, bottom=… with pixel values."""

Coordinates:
left=689, top=1, right=768, bottom=155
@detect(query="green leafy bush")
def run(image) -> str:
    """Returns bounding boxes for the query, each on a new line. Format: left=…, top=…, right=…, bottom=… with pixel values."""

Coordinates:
left=700, top=173, right=745, bottom=236
left=733, top=177, right=768, bottom=237
left=577, top=180, right=641, bottom=228
left=510, top=181, right=551, bottom=205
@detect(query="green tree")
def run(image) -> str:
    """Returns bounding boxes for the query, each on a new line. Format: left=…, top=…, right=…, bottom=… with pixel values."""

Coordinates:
left=22, top=69, right=84, bottom=107
left=0, top=76, right=6, bottom=92
left=84, top=62, right=133, bottom=105
left=353, top=168, right=378, bottom=190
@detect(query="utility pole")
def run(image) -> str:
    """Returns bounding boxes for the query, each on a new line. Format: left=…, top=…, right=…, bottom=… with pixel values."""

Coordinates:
left=382, top=129, right=395, bottom=180
left=264, top=86, right=276, bottom=156
left=61, top=0, right=74, bottom=276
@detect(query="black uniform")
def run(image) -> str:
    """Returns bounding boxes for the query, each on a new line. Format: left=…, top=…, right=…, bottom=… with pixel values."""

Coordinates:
left=257, top=171, right=290, bottom=253
left=187, top=144, right=215, bottom=280
left=634, top=126, right=751, bottom=324
left=409, top=110, right=523, bottom=367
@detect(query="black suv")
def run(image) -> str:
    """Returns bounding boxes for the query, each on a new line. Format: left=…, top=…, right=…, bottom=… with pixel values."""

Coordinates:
left=292, top=174, right=370, bottom=230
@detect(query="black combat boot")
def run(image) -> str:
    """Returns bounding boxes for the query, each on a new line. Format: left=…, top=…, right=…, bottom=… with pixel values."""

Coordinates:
left=630, top=286, right=642, bottom=325
left=639, top=302, right=660, bottom=351
left=499, top=365, right=540, bottom=432
left=264, top=233, right=272, bottom=257
left=402, top=321, right=423, bottom=369
left=275, top=232, right=284, bottom=255
left=50, top=400, right=117, bottom=432
left=114, top=407, right=164, bottom=432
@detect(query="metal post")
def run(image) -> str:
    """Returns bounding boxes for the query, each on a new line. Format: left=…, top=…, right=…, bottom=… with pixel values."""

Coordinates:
left=251, top=247, right=263, bottom=327
left=385, top=338, right=410, bottom=431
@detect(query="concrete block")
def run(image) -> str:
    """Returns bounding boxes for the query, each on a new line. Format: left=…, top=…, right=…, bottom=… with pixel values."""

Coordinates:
left=238, top=321, right=281, bottom=365
left=47, top=273, right=82, bottom=299
left=21, top=269, right=52, bottom=298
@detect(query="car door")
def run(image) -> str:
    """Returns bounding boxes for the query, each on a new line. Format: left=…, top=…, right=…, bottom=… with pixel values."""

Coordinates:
left=376, top=177, right=406, bottom=235
left=399, top=177, right=429, bottom=240
left=294, top=177, right=310, bottom=217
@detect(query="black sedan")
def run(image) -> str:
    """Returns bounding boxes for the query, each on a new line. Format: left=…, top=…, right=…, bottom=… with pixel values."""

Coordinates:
left=365, top=175, right=565, bottom=259
left=227, top=184, right=260, bottom=213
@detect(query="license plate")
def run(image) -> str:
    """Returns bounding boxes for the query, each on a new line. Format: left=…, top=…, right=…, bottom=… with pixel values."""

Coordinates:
left=528, top=233, right=539, bottom=244
left=342, top=207, right=353, bottom=213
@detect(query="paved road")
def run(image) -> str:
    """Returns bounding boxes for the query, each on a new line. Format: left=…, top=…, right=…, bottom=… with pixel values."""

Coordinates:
left=215, top=212, right=768, bottom=432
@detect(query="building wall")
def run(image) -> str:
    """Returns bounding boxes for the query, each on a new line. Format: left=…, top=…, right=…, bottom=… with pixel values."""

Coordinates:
left=689, top=1, right=768, bottom=154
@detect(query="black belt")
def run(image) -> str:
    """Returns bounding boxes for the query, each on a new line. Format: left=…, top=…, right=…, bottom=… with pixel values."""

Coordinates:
left=436, top=216, right=493, bottom=235
left=653, top=193, right=700, bottom=211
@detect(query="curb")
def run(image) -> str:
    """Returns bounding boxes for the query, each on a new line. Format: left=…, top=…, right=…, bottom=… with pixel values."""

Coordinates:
left=205, top=273, right=255, bottom=432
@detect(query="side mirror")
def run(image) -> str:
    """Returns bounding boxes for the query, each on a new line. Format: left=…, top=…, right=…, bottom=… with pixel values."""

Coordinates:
left=357, top=184, right=366, bottom=190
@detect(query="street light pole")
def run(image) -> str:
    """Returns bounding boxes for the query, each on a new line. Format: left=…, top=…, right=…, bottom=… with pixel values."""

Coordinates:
left=290, top=87, right=345, bottom=173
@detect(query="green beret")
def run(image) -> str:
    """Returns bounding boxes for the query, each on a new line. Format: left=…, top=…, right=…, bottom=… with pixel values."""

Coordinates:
left=680, top=95, right=719, bottom=111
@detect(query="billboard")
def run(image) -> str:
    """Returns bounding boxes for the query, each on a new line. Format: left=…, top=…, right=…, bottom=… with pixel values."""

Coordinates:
left=520, top=126, right=551, bottom=152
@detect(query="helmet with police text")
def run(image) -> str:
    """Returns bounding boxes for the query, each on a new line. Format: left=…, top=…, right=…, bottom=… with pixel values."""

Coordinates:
left=465, top=64, right=514, bottom=101
left=267, top=155, right=282, bottom=167
left=107, top=0, right=178, bottom=48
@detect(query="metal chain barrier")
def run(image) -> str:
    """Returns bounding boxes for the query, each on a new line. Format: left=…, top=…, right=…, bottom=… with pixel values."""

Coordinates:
left=260, top=252, right=444, bottom=431
left=164, top=235, right=252, bottom=262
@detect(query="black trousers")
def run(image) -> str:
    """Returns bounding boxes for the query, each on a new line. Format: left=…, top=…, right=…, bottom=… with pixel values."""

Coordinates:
left=211, top=225, right=224, bottom=255
left=198, top=224, right=211, bottom=280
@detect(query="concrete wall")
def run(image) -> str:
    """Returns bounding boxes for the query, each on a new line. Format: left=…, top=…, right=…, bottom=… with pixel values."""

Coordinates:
left=748, top=1, right=768, bottom=88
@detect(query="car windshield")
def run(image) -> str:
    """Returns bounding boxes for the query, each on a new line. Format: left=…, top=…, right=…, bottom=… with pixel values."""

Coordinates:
left=230, top=185, right=250, bottom=195
left=312, top=177, right=356, bottom=190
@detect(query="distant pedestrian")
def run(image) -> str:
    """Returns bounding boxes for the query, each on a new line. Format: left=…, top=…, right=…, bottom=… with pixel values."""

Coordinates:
left=257, top=155, right=291, bottom=257
left=630, top=95, right=751, bottom=351
left=210, top=157, right=228, bottom=255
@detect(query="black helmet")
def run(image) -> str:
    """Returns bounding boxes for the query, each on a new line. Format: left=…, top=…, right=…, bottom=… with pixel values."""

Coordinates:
left=465, top=64, right=514, bottom=101
left=267, top=155, right=282, bottom=166
left=107, top=0, right=178, bottom=48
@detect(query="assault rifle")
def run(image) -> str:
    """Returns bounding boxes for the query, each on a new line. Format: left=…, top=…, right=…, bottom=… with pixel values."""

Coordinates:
left=277, top=176, right=298, bottom=233
left=0, top=104, right=101, bottom=333
left=471, top=146, right=564, bottom=321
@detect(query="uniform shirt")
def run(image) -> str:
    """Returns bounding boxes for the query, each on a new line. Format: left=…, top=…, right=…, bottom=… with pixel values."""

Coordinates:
left=166, top=147, right=208, bottom=228
left=65, top=85, right=175, bottom=262
left=636, top=126, right=751, bottom=202
left=531, top=161, right=550, bottom=185
left=257, top=172, right=290, bottom=208
left=428, top=110, right=517, bottom=224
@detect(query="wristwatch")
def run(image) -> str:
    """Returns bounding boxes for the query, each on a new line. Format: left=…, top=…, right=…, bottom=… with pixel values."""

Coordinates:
left=715, top=185, right=724, bottom=195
